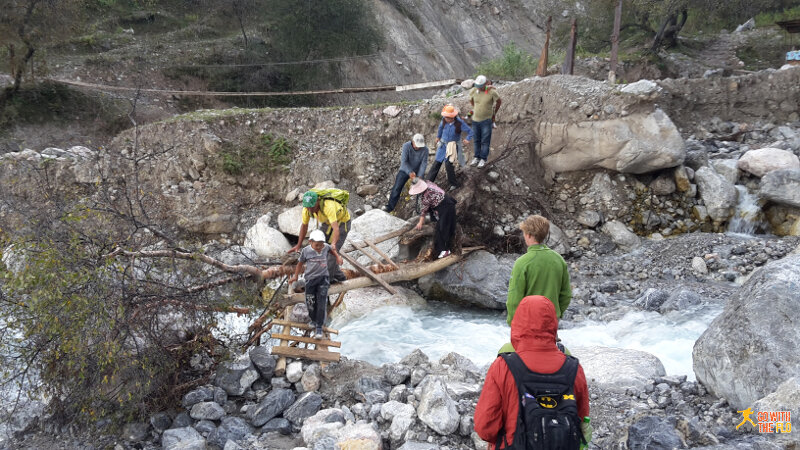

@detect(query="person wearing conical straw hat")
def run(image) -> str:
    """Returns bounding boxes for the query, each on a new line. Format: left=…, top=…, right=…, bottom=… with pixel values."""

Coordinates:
left=409, top=179, right=457, bottom=259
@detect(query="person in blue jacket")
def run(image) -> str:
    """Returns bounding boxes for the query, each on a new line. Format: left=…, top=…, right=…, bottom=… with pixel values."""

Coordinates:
left=383, top=133, right=429, bottom=213
left=426, top=104, right=472, bottom=190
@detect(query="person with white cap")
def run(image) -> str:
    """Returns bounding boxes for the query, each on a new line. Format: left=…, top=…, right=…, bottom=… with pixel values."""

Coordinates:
left=383, top=133, right=429, bottom=213
left=427, top=104, right=472, bottom=190
left=288, top=229, right=343, bottom=339
left=469, top=75, right=502, bottom=168
left=409, top=179, right=457, bottom=259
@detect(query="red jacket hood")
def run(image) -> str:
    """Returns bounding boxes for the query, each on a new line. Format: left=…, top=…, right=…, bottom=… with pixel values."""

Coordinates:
left=510, top=295, right=558, bottom=352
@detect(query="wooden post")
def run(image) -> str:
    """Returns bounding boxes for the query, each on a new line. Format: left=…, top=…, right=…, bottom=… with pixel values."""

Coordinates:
left=536, top=16, right=552, bottom=77
left=364, top=239, right=400, bottom=269
left=273, top=306, right=292, bottom=376
left=609, top=0, right=623, bottom=83
left=562, top=18, right=578, bottom=75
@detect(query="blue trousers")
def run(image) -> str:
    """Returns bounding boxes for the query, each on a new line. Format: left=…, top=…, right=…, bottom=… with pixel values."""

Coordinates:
left=472, top=118, right=493, bottom=161
left=386, top=171, right=409, bottom=212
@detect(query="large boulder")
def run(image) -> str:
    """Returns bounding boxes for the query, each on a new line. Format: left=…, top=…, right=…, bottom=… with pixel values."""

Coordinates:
left=570, top=346, right=666, bottom=393
left=329, top=286, right=426, bottom=324
left=537, top=108, right=685, bottom=174
left=760, top=168, right=800, bottom=208
left=207, top=417, right=254, bottom=448
left=283, top=392, right=323, bottom=426
left=418, top=250, right=514, bottom=310
left=214, top=354, right=260, bottom=396
left=752, top=377, right=800, bottom=447
left=694, top=166, right=738, bottom=223
left=348, top=209, right=409, bottom=266
left=737, top=148, right=800, bottom=177
left=693, top=255, right=800, bottom=409
left=600, top=221, right=641, bottom=251
left=416, top=376, right=460, bottom=435
left=248, top=388, right=296, bottom=427
left=277, top=205, right=308, bottom=236
left=626, top=416, right=682, bottom=450
left=243, top=214, right=291, bottom=259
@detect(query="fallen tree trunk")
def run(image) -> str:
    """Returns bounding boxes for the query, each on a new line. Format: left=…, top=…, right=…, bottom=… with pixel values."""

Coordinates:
left=281, top=247, right=482, bottom=306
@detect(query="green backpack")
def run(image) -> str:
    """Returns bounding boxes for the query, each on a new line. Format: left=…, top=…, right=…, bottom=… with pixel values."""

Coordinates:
left=311, top=188, right=350, bottom=207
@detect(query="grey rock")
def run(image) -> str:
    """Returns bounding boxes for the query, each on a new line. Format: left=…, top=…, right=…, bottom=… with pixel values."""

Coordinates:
left=357, top=184, right=379, bottom=196
left=162, top=427, right=206, bottom=450
left=194, top=420, right=216, bottom=436
left=190, top=402, right=225, bottom=421
left=695, top=166, right=737, bottom=223
left=659, top=289, right=702, bottom=313
left=418, top=250, right=514, bottom=309
left=260, top=417, right=292, bottom=435
left=416, top=377, right=459, bottom=435
left=301, top=364, right=322, bottom=393
left=380, top=400, right=415, bottom=421
left=634, top=288, right=669, bottom=311
left=171, top=412, right=192, bottom=429
left=576, top=210, right=602, bottom=228
left=364, top=389, right=388, bottom=404
left=389, top=385, right=409, bottom=402
left=207, top=416, right=254, bottom=448
left=214, top=354, right=260, bottom=396
left=122, top=422, right=150, bottom=442
left=760, top=168, right=800, bottom=208
left=284, top=392, right=323, bottom=426
left=411, top=368, right=428, bottom=387
left=384, top=363, right=411, bottom=385
left=213, top=387, right=228, bottom=405
left=600, top=221, right=640, bottom=251
left=692, top=256, right=708, bottom=274
left=248, top=388, right=296, bottom=427
left=400, top=349, right=430, bottom=367
left=286, top=361, right=304, bottom=383
left=649, top=174, right=676, bottom=195
left=223, top=441, right=243, bottom=450
left=150, top=412, right=172, bottom=433
left=710, top=159, right=739, bottom=185
left=626, top=416, right=682, bottom=450
left=182, top=386, right=214, bottom=409
left=398, top=442, right=440, bottom=450
left=694, top=255, right=800, bottom=409
left=571, top=346, right=666, bottom=393
left=271, top=377, right=292, bottom=389
left=249, top=346, right=277, bottom=379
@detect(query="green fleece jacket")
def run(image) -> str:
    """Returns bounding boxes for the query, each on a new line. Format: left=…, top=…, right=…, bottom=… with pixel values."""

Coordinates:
left=506, top=244, right=572, bottom=325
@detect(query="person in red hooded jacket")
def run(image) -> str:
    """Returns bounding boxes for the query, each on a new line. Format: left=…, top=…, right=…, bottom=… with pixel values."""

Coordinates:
left=474, top=295, right=590, bottom=449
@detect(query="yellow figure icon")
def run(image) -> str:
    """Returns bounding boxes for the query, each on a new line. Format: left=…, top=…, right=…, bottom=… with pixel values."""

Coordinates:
left=736, top=408, right=756, bottom=430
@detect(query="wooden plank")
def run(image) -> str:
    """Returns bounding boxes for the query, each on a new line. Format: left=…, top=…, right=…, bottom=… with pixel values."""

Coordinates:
left=271, top=346, right=341, bottom=363
left=272, top=319, right=339, bottom=334
left=395, top=79, right=458, bottom=92
left=274, top=306, right=292, bottom=377
left=284, top=247, right=481, bottom=305
left=351, top=241, right=384, bottom=266
left=340, top=251, right=398, bottom=295
left=271, top=333, right=342, bottom=348
left=330, top=292, right=346, bottom=311
left=364, top=239, right=400, bottom=269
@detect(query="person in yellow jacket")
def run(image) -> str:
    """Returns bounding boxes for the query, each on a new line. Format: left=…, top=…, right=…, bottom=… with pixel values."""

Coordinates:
left=287, top=190, right=351, bottom=282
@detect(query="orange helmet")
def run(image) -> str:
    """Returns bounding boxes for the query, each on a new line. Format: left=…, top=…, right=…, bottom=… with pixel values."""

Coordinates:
left=441, top=104, right=459, bottom=118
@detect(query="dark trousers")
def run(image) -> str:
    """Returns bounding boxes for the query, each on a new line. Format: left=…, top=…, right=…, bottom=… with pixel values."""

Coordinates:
left=304, top=276, right=329, bottom=328
left=386, top=171, right=410, bottom=212
left=427, top=159, right=458, bottom=187
left=321, top=219, right=351, bottom=282
left=433, top=195, right=457, bottom=255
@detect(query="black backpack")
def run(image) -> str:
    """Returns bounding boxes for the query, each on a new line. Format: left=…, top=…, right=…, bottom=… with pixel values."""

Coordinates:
left=497, top=353, right=585, bottom=450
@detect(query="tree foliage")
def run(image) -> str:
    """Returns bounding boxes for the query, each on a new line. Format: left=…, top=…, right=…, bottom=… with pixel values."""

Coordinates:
left=0, top=115, right=271, bottom=425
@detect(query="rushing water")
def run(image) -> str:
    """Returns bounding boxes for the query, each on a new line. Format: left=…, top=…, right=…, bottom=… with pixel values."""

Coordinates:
left=728, top=185, right=764, bottom=234
left=334, top=301, right=722, bottom=381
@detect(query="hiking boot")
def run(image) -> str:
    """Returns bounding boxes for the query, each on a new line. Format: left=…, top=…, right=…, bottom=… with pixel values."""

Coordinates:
left=381, top=205, right=391, bottom=212
left=314, top=328, right=324, bottom=339
left=477, top=159, right=486, bottom=168
left=469, top=157, right=479, bottom=166
left=438, top=250, right=451, bottom=259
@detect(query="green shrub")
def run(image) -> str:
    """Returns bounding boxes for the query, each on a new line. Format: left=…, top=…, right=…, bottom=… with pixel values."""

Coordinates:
left=475, top=43, right=538, bottom=81
left=755, top=5, right=800, bottom=27
left=218, top=132, right=294, bottom=176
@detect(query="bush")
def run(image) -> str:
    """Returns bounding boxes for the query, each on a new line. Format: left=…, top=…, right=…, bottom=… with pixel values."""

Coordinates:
left=475, top=43, right=538, bottom=81
left=218, top=132, right=293, bottom=176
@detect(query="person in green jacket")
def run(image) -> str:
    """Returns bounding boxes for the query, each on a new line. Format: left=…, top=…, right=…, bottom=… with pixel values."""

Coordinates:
left=499, top=215, right=572, bottom=354
left=507, top=215, right=572, bottom=324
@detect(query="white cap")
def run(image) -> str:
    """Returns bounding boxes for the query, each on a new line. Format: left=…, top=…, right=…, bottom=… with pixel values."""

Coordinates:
left=475, top=75, right=487, bottom=87
left=412, top=133, right=425, bottom=148
left=309, top=229, right=326, bottom=242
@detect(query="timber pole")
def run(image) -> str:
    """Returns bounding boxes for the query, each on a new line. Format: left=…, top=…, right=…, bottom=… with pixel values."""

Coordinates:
left=536, top=16, right=552, bottom=77
left=609, top=0, right=623, bottom=83
left=562, top=18, right=578, bottom=75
